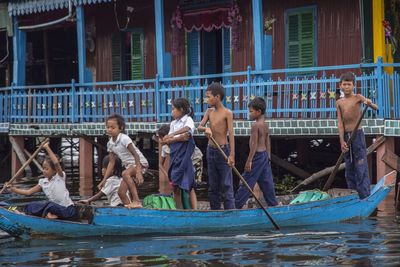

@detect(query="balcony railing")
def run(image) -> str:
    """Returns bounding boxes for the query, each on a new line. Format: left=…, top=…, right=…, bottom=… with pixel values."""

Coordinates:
left=0, top=57, right=399, bottom=123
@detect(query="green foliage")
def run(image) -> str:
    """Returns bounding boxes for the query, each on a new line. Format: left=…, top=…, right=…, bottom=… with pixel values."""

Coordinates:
left=274, top=174, right=300, bottom=195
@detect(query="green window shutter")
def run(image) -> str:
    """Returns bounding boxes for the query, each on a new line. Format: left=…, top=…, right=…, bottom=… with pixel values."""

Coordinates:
left=287, top=8, right=315, bottom=69
left=300, top=12, right=314, bottom=67
left=111, top=33, right=122, bottom=81
left=131, top=32, right=143, bottom=80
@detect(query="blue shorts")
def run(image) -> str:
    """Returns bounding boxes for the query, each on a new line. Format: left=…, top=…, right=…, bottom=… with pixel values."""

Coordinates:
left=344, top=129, right=370, bottom=199
left=235, top=151, right=278, bottom=208
left=206, top=145, right=235, bottom=210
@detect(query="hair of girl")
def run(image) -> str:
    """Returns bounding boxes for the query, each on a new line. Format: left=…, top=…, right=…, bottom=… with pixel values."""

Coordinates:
left=173, top=98, right=194, bottom=117
left=102, top=154, right=123, bottom=177
left=157, top=124, right=170, bottom=138
left=106, top=113, right=126, bottom=132
left=43, top=154, right=62, bottom=171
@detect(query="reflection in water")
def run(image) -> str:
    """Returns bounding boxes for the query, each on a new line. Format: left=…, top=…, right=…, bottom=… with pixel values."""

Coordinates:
left=0, top=183, right=399, bottom=265
left=0, top=219, right=399, bottom=266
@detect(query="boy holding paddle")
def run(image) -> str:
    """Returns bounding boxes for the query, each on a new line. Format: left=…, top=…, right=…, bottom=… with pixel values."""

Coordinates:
left=198, top=82, right=235, bottom=210
left=336, top=72, right=377, bottom=199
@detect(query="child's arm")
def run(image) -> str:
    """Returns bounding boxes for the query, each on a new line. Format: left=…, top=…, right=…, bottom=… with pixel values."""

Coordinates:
left=127, top=144, right=144, bottom=185
left=336, top=101, right=348, bottom=153
left=6, top=183, right=41, bottom=196
left=359, top=94, right=378, bottom=110
left=265, top=123, right=271, bottom=159
left=245, top=123, right=259, bottom=172
left=159, top=155, right=169, bottom=179
left=98, top=152, right=116, bottom=189
left=226, top=109, right=235, bottom=166
left=163, top=132, right=190, bottom=145
left=78, top=191, right=105, bottom=204
left=198, top=108, right=212, bottom=137
left=43, top=142, right=63, bottom=177
left=167, top=126, right=191, bottom=137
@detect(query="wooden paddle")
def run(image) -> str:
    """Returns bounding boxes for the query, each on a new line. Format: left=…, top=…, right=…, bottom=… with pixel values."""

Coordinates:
left=0, top=138, right=49, bottom=194
left=209, top=136, right=280, bottom=230
left=322, top=105, right=369, bottom=191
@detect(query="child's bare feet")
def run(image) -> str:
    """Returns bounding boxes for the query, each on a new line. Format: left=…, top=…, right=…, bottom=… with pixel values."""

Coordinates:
left=46, top=212, right=58, bottom=219
left=124, top=201, right=142, bottom=209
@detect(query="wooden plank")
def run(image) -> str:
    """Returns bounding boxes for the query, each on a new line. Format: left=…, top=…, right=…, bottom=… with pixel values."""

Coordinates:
left=270, top=153, right=310, bottom=179
left=291, top=136, right=386, bottom=192
left=381, top=149, right=400, bottom=171
left=24, top=149, right=43, bottom=172
left=9, top=136, right=31, bottom=173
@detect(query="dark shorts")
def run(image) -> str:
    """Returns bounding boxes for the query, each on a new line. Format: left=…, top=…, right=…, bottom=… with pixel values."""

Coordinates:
left=206, top=145, right=235, bottom=210
left=25, top=201, right=78, bottom=221
left=344, top=129, right=370, bottom=199
left=235, top=151, right=278, bottom=208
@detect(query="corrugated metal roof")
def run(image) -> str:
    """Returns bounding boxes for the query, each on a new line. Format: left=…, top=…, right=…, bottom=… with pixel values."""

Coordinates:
left=8, top=0, right=113, bottom=16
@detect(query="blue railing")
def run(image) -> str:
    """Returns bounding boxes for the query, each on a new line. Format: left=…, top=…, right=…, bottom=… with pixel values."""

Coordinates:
left=0, top=58, right=399, bottom=123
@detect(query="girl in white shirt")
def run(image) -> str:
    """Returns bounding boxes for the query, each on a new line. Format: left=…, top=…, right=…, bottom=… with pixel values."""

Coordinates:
left=79, top=155, right=129, bottom=207
left=6, top=142, right=78, bottom=221
left=162, top=98, right=196, bottom=209
left=100, top=113, right=148, bottom=209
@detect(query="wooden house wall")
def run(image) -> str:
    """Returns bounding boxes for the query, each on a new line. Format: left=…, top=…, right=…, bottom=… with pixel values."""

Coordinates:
left=231, top=0, right=255, bottom=72
left=264, top=0, right=362, bottom=70
left=90, top=1, right=156, bottom=82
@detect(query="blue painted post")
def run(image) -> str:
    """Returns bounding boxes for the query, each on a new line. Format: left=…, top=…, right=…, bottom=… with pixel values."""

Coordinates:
left=71, top=79, right=76, bottom=123
left=76, top=5, right=86, bottom=83
left=12, top=17, right=26, bottom=86
left=247, top=66, right=252, bottom=119
left=376, top=57, right=384, bottom=118
left=155, top=74, right=160, bottom=122
left=252, top=0, right=264, bottom=71
left=10, top=83, right=15, bottom=122
left=154, top=0, right=165, bottom=78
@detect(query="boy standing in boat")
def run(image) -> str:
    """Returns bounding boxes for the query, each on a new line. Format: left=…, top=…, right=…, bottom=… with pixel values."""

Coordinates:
left=235, top=97, right=278, bottom=208
left=336, top=72, right=377, bottom=199
left=198, top=82, right=235, bottom=210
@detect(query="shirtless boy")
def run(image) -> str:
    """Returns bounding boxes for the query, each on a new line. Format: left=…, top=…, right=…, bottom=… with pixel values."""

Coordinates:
left=235, top=97, right=278, bottom=208
left=336, top=72, right=378, bottom=199
left=198, top=82, right=235, bottom=210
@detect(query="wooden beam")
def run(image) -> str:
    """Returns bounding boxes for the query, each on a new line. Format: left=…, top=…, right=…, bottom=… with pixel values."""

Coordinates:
left=9, top=136, right=31, bottom=173
left=270, top=153, right=311, bottom=179
left=291, top=136, right=386, bottom=193
left=381, top=149, right=400, bottom=171
left=24, top=149, right=43, bottom=172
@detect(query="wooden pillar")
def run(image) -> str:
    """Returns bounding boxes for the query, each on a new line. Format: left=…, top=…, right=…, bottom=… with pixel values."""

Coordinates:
left=252, top=0, right=264, bottom=71
left=376, top=136, right=395, bottom=180
left=296, top=139, right=309, bottom=167
left=10, top=136, right=24, bottom=178
left=79, top=137, right=93, bottom=196
left=154, top=0, right=166, bottom=78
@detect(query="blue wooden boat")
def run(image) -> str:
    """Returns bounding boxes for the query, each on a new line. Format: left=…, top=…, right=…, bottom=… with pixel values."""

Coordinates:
left=0, top=171, right=396, bottom=239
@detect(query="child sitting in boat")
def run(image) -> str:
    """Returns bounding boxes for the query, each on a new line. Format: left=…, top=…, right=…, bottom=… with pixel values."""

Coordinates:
left=79, top=155, right=129, bottom=206
left=235, top=97, right=278, bottom=208
left=5, top=141, right=78, bottom=221
left=161, top=98, right=196, bottom=209
left=156, top=124, right=203, bottom=209
left=99, top=113, right=149, bottom=208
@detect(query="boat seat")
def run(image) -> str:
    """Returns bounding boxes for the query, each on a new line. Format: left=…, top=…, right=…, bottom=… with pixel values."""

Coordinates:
left=327, top=188, right=357, bottom=198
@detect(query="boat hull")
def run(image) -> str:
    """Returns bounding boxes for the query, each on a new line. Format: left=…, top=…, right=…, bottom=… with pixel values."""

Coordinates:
left=0, top=171, right=396, bottom=238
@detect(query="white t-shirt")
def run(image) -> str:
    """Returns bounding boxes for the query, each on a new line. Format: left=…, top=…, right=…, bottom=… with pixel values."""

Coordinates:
left=161, top=144, right=203, bottom=164
left=169, top=115, right=195, bottom=136
left=38, top=171, right=74, bottom=207
left=107, top=133, right=149, bottom=168
left=101, top=175, right=129, bottom=207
